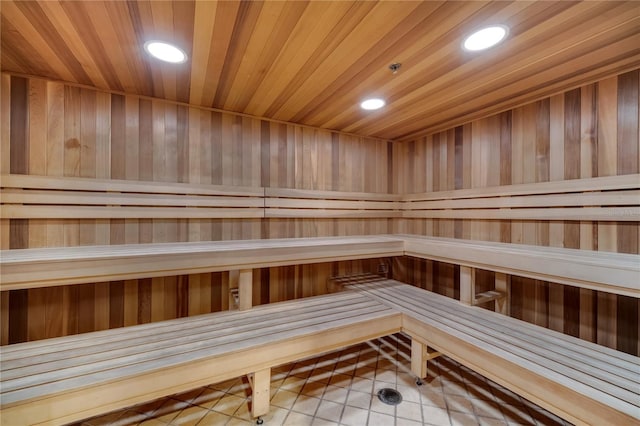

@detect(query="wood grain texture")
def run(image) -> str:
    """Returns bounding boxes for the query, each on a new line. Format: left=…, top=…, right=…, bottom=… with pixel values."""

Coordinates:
left=1, top=1, right=639, bottom=140
left=397, top=70, right=640, bottom=355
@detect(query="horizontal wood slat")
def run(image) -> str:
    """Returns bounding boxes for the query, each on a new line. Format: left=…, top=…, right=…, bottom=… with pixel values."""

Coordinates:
left=402, top=174, right=640, bottom=221
left=3, top=174, right=637, bottom=220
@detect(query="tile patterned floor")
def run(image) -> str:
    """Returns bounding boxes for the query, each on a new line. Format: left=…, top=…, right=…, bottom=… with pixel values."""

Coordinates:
left=73, top=333, right=572, bottom=426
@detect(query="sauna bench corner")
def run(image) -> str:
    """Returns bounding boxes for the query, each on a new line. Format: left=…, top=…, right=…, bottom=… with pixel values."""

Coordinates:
left=1, top=235, right=638, bottom=297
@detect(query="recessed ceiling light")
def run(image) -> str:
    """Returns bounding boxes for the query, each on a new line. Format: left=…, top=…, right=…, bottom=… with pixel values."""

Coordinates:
left=463, top=26, right=508, bottom=51
left=360, top=98, right=386, bottom=110
left=144, top=41, right=187, bottom=63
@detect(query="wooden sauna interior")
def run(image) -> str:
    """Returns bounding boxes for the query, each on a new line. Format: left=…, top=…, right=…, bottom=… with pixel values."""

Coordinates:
left=0, top=0, right=638, bottom=361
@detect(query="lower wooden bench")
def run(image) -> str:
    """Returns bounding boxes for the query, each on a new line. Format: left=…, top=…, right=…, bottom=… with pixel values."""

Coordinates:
left=347, top=278, right=640, bottom=426
left=0, top=292, right=401, bottom=426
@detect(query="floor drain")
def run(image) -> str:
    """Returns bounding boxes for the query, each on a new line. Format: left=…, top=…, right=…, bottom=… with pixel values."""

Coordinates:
left=377, top=388, right=403, bottom=405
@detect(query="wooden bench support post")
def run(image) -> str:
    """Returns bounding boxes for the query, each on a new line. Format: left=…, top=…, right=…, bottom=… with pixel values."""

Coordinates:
left=411, top=339, right=440, bottom=379
left=249, top=367, right=271, bottom=419
left=459, top=266, right=475, bottom=305
left=494, top=272, right=510, bottom=315
left=238, top=269, right=252, bottom=311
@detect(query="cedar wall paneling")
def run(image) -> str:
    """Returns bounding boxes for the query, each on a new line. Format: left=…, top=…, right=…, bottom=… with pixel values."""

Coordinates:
left=393, top=69, right=639, bottom=356
left=0, top=74, right=392, bottom=344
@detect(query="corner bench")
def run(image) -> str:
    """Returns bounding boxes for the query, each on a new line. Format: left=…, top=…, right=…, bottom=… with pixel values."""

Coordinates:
left=0, top=291, right=401, bottom=425
left=346, top=277, right=640, bottom=426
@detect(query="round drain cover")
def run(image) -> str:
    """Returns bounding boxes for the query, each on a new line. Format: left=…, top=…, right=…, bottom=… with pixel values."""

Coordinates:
left=377, top=388, right=402, bottom=405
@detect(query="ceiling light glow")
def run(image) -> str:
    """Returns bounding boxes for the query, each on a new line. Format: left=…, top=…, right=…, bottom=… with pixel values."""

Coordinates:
left=144, top=41, right=187, bottom=63
left=463, top=26, right=508, bottom=51
left=360, top=98, right=386, bottom=110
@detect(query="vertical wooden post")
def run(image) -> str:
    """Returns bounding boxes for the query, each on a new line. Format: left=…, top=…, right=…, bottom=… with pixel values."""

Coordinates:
left=411, top=339, right=427, bottom=379
left=494, top=272, right=510, bottom=315
left=411, top=338, right=440, bottom=379
left=459, top=266, right=475, bottom=305
left=251, top=367, right=271, bottom=418
left=238, top=269, right=252, bottom=311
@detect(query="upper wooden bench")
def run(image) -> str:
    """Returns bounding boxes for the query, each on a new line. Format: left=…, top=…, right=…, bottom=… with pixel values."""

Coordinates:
left=0, top=291, right=402, bottom=425
left=0, top=235, right=404, bottom=291
left=346, top=277, right=640, bottom=426
left=1, top=234, right=637, bottom=297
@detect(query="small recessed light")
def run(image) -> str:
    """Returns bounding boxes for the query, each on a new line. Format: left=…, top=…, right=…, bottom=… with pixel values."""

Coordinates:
left=463, top=25, right=508, bottom=51
left=144, top=41, right=187, bottom=63
left=360, top=98, right=386, bottom=110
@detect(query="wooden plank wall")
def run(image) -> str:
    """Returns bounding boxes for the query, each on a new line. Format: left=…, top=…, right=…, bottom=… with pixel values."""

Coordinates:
left=0, top=74, right=393, bottom=344
left=393, top=69, right=640, bottom=356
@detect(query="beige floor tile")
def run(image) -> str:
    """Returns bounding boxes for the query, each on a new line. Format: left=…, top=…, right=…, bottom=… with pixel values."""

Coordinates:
left=231, top=400, right=252, bottom=421
left=500, top=404, right=534, bottom=425
left=149, top=399, right=189, bottom=423
left=226, top=417, right=253, bottom=425
left=271, top=388, right=299, bottom=409
left=309, top=368, right=333, bottom=383
left=257, top=406, right=289, bottom=425
left=396, top=418, right=423, bottom=426
left=172, top=388, right=205, bottom=403
left=311, top=418, right=340, bottom=426
left=192, top=388, right=226, bottom=409
left=353, top=366, right=377, bottom=379
left=420, top=388, right=447, bottom=408
left=446, top=394, right=476, bottom=414
left=280, top=375, right=308, bottom=393
left=367, top=411, right=395, bottom=426
left=291, top=395, right=321, bottom=416
left=227, top=380, right=252, bottom=398
left=171, top=405, right=210, bottom=426
left=138, top=419, right=170, bottom=426
left=315, top=399, right=344, bottom=422
left=479, top=416, right=509, bottom=426
left=423, top=405, right=451, bottom=425
left=321, top=384, right=349, bottom=404
left=349, top=377, right=375, bottom=393
left=131, top=398, right=171, bottom=417
left=375, top=370, right=397, bottom=384
left=472, top=398, right=504, bottom=420
left=300, top=380, right=327, bottom=397
left=369, top=397, right=396, bottom=416
left=450, top=410, right=480, bottom=426
left=397, top=400, right=423, bottom=422
left=346, top=389, right=372, bottom=409
left=283, top=411, right=314, bottom=426
left=340, top=406, right=370, bottom=426
left=196, top=410, right=231, bottom=426
left=211, top=379, right=240, bottom=392
left=212, top=394, right=247, bottom=416
left=396, top=384, right=421, bottom=403
left=327, top=372, right=352, bottom=388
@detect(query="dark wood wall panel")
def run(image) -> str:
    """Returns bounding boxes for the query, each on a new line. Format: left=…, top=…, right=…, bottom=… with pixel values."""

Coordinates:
left=394, top=70, right=640, bottom=356
left=1, top=258, right=388, bottom=344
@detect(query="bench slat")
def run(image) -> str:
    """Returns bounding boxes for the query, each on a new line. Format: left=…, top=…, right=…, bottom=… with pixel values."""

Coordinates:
left=348, top=281, right=639, bottom=409
left=1, top=297, right=383, bottom=379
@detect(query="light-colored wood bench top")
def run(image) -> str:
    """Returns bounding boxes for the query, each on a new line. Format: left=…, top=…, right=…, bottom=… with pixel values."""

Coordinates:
left=2, top=234, right=637, bottom=297
left=0, top=291, right=402, bottom=425
left=0, top=235, right=405, bottom=290
left=346, top=278, right=640, bottom=426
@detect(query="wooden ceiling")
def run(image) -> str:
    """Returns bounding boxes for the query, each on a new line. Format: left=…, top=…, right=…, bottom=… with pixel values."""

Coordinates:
left=2, top=1, right=639, bottom=141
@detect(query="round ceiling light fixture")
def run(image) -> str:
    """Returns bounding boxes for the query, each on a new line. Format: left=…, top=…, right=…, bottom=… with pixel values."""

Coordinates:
left=360, top=98, right=386, bottom=110
left=462, top=25, right=508, bottom=51
left=144, top=40, right=187, bottom=63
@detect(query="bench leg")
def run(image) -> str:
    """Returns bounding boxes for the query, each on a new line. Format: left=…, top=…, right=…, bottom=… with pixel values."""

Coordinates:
left=494, top=272, right=510, bottom=315
left=238, top=269, right=253, bottom=311
left=250, top=367, right=271, bottom=418
left=459, top=266, right=475, bottom=305
left=411, top=339, right=440, bottom=379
